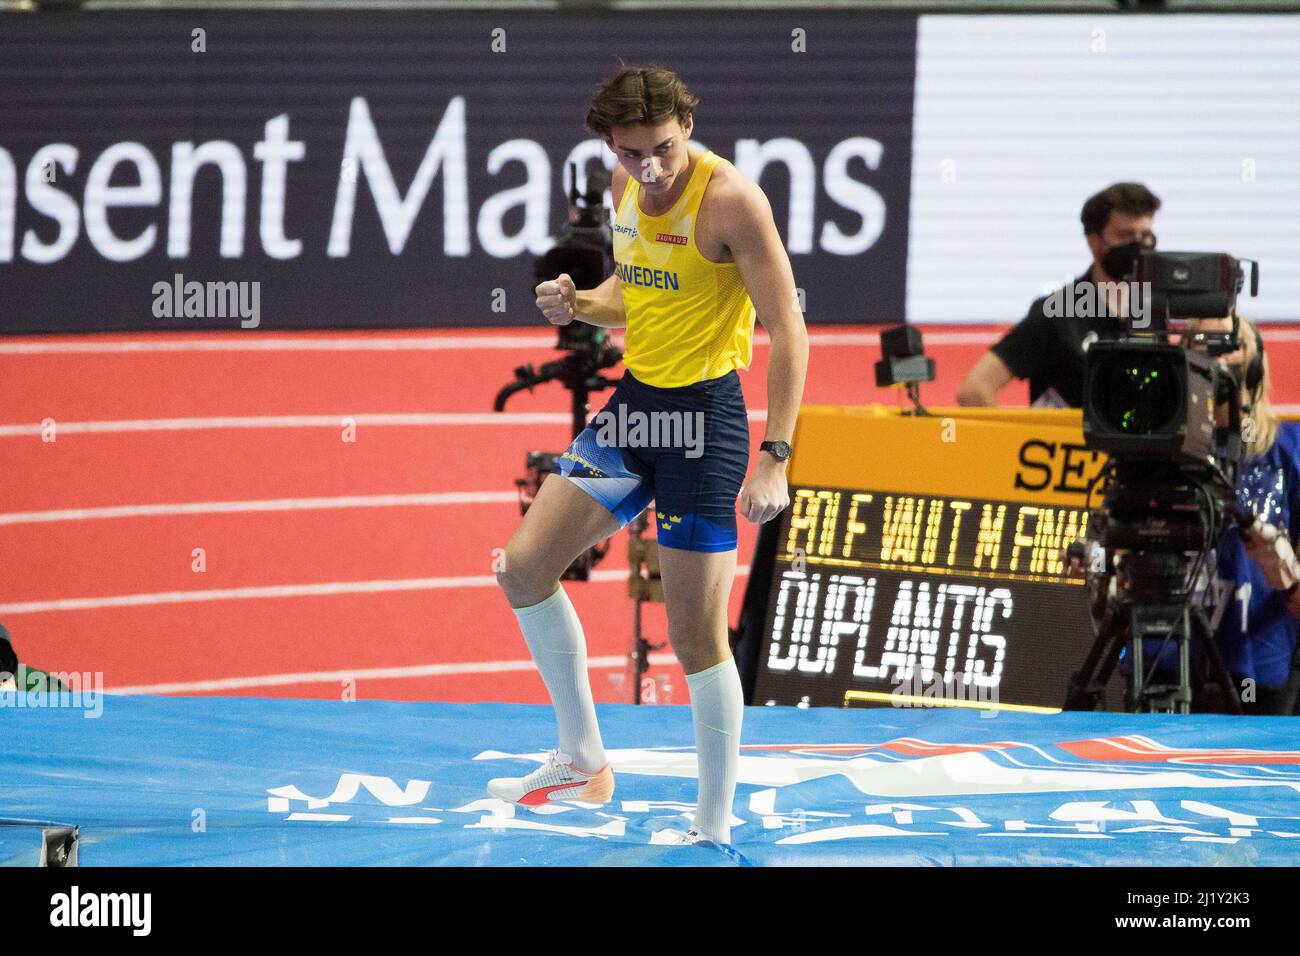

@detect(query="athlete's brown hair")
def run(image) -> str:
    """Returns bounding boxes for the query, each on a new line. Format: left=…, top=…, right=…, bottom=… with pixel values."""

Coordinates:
left=585, top=64, right=699, bottom=138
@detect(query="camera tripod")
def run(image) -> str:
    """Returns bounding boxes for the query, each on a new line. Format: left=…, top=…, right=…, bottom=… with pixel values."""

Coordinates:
left=1065, top=560, right=1242, bottom=715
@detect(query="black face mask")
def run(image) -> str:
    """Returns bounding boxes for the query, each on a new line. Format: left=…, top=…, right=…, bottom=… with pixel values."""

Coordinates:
left=1101, top=242, right=1141, bottom=280
left=1100, top=236, right=1156, bottom=281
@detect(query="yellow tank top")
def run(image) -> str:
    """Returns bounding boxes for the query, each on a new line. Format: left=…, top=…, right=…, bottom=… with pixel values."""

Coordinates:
left=612, top=150, right=756, bottom=388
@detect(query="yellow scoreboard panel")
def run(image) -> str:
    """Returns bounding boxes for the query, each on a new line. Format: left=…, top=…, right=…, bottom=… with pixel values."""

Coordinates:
left=751, top=406, right=1112, bottom=711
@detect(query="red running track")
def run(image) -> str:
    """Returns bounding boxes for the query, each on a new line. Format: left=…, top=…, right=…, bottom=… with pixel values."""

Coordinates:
left=2, top=325, right=1297, bottom=703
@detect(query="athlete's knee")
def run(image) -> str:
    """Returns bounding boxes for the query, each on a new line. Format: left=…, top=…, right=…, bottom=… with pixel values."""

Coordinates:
left=666, top=618, right=729, bottom=668
left=667, top=617, right=715, bottom=645
left=668, top=636, right=730, bottom=676
left=494, top=542, right=532, bottom=592
left=495, top=543, right=557, bottom=607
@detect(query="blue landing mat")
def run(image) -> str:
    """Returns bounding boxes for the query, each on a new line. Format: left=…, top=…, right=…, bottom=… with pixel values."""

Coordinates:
left=4, top=694, right=1300, bottom=865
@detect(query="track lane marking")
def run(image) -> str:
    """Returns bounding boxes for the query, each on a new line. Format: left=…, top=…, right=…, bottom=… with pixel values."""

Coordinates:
left=0, top=490, right=521, bottom=525
left=0, top=565, right=750, bottom=615
left=0, top=409, right=768, bottom=437
left=108, top=652, right=684, bottom=695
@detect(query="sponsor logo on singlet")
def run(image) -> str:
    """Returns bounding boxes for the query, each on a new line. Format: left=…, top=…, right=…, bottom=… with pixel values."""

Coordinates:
left=615, top=261, right=680, bottom=291
left=655, top=232, right=688, bottom=246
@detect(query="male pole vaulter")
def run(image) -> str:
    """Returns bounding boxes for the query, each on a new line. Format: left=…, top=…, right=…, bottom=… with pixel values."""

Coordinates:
left=489, top=64, right=809, bottom=846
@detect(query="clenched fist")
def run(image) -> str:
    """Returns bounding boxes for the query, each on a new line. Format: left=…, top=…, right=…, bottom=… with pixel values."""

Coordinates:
left=739, top=459, right=791, bottom=525
left=536, top=273, right=577, bottom=326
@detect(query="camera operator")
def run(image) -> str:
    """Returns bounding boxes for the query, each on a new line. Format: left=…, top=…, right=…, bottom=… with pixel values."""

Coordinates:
left=957, top=182, right=1160, bottom=408
left=1187, top=314, right=1300, bottom=715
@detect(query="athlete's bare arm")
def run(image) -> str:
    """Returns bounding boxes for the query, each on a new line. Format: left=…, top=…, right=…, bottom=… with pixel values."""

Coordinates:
left=563, top=273, right=622, bottom=329
left=709, top=168, right=809, bottom=524
left=534, top=165, right=629, bottom=330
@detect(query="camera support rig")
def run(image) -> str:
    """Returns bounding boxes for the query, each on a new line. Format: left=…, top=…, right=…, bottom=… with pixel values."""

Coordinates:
left=1064, top=477, right=1243, bottom=715
left=1066, top=249, right=1259, bottom=714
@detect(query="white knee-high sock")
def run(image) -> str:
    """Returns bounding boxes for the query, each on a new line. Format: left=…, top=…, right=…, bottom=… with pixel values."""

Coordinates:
left=685, top=656, right=744, bottom=843
left=513, top=585, right=608, bottom=773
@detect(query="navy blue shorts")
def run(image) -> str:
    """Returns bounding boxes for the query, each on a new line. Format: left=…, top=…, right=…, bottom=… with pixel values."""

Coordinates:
left=554, top=369, right=750, bottom=552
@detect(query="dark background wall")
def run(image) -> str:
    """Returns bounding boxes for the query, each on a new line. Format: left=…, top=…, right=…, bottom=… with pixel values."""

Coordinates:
left=0, top=13, right=916, bottom=333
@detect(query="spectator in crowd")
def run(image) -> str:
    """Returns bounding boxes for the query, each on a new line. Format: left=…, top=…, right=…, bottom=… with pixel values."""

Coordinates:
left=957, top=182, right=1160, bottom=408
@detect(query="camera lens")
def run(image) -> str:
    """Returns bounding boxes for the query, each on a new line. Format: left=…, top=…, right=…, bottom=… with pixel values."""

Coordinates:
left=1092, top=352, right=1181, bottom=436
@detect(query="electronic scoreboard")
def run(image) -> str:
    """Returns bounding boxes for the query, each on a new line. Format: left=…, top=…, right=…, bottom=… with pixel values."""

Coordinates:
left=746, top=406, right=1111, bottom=711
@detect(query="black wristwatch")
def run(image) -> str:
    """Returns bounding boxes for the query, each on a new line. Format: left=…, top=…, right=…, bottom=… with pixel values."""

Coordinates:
left=760, top=440, right=792, bottom=462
